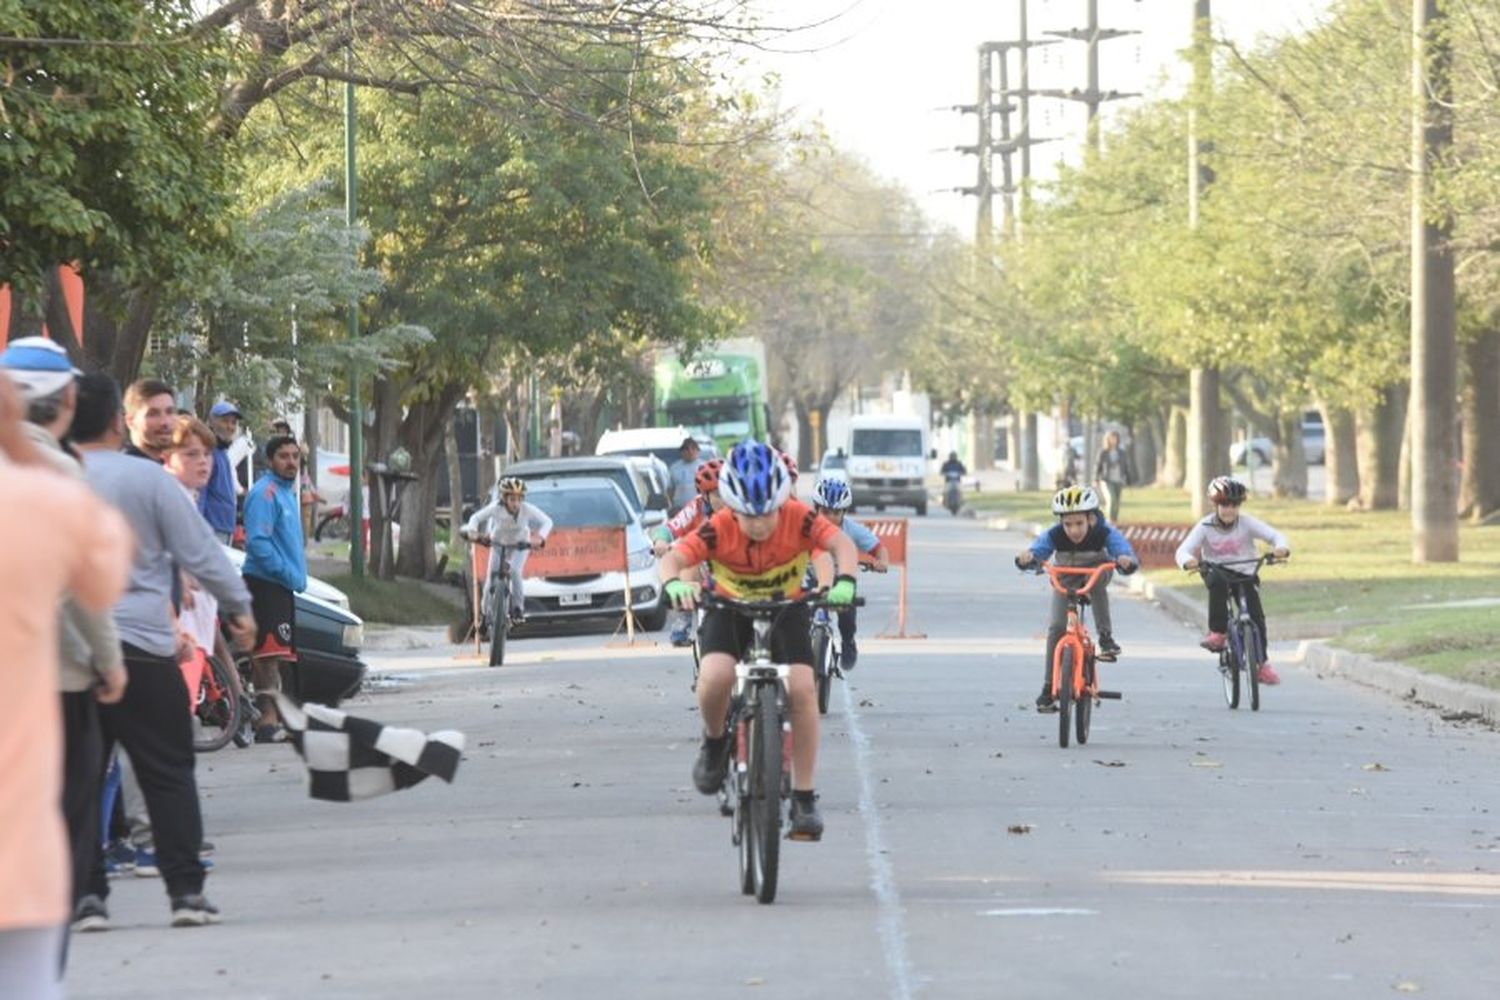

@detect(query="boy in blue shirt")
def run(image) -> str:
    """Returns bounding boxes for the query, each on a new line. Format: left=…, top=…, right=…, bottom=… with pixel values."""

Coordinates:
left=811, top=477, right=888, bottom=670
left=1016, top=486, right=1138, bottom=711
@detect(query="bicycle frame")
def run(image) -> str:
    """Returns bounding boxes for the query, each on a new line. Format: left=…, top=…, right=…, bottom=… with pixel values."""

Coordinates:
left=1043, top=562, right=1116, bottom=702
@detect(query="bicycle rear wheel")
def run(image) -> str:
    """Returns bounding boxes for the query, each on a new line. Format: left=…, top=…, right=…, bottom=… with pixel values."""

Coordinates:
left=1076, top=653, right=1094, bottom=746
left=751, top=689, right=782, bottom=903
left=193, top=651, right=242, bottom=753
left=1241, top=621, right=1262, bottom=712
left=1057, top=646, right=1074, bottom=749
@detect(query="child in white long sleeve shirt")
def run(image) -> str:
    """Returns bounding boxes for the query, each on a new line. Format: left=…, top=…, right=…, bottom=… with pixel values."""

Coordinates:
left=461, top=477, right=553, bottom=625
left=1174, top=476, right=1290, bottom=684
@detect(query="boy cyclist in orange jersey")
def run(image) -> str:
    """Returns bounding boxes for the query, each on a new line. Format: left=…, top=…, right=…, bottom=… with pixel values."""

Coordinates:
left=658, top=440, right=859, bottom=841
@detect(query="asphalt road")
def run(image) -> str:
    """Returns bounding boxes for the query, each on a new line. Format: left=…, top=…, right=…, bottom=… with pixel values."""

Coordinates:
left=69, top=514, right=1500, bottom=999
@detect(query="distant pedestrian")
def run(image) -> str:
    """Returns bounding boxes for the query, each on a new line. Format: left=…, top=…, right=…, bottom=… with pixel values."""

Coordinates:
left=1094, top=430, right=1137, bottom=524
left=0, top=371, right=131, bottom=998
left=203, top=401, right=244, bottom=542
left=122, top=378, right=176, bottom=463
left=241, top=434, right=309, bottom=742
left=668, top=436, right=704, bottom=511
left=1055, top=441, right=1078, bottom=489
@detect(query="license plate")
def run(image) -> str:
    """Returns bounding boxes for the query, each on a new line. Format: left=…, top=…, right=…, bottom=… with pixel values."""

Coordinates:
left=558, top=592, right=592, bottom=607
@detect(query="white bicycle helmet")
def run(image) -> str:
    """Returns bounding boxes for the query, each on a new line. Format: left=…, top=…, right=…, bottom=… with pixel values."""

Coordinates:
left=1051, top=485, right=1100, bottom=516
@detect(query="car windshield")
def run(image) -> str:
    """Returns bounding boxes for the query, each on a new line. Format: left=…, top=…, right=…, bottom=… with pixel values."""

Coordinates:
left=530, top=487, right=631, bottom=527
left=852, top=429, right=924, bottom=457
left=603, top=445, right=682, bottom=466
left=516, top=468, right=642, bottom=510
left=822, top=453, right=847, bottom=470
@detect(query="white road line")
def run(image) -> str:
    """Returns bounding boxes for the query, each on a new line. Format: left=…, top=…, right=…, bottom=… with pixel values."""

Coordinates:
left=842, top=682, right=917, bottom=1000
left=978, top=908, right=1100, bottom=917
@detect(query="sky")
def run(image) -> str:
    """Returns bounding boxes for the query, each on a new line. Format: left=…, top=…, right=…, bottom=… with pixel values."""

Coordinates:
left=744, top=0, right=1334, bottom=238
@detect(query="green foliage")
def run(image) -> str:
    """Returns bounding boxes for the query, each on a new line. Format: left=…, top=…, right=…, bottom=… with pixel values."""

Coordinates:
left=0, top=1, right=231, bottom=296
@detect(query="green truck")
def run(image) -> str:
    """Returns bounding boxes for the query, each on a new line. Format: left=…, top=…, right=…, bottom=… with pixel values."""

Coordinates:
left=653, top=337, right=770, bottom=455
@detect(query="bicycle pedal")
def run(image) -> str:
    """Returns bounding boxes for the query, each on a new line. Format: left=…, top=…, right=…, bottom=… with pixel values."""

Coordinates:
left=1095, top=651, right=1117, bottom=663
left=786, top=830, right=822, bottom=842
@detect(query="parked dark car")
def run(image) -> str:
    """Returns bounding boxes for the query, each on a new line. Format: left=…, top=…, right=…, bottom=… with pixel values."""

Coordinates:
left=286, top=589, right=367, bottom=706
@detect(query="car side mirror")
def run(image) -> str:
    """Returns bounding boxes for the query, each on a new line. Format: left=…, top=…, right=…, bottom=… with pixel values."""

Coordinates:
left=646, top=492, right=669, bottom=512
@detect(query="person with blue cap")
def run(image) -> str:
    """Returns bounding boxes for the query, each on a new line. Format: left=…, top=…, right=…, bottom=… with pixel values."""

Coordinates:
left=203, top=401, right=243, bottom=542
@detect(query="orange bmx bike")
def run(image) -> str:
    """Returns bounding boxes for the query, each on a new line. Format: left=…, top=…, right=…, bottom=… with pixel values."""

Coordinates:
left=1035, top=562, right=1122, bottom=748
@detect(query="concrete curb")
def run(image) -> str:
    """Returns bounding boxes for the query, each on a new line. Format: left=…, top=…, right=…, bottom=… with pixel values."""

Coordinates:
left=985, top=513, right=1500, bottom=726
left=362, top=625, right=454, bottom=651
left=1293, top=640, right=1500, bottom=726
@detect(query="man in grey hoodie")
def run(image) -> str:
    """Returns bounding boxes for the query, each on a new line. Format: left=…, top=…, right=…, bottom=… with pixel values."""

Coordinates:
left=0, top=340, right=128, bottom=929
left=72, top=374, right=257, bottom=930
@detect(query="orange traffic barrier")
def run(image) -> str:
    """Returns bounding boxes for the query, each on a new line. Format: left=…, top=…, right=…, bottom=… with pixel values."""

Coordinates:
left=860, top=517, right=924, bottom=639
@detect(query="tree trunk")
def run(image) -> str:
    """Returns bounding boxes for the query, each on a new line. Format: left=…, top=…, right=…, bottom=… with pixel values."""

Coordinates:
left=1131, top=419, right=1158, bottom=488
left=1356, top=383, right=1408, bottom=510
left=1458, top=327, right=1500, bottom=520
left=1162, top=403, right=1189, bottom=490
left=366, top=377, right=404, bottom=577
left=1020, top=411, right=1040, bottom=490
left=446, top=416, right=466, bottom=576
left=790, top=398, right=813, bottom=470
left=1006, top=409, right=1023, bottom=473
left=396, top=390, right=465, bottom=581
left=1271, top=410, right=1308, bottom=498
left=1409, top=0, right=1459, bottom=561
left=1320, top=404, right=1360, bottom=506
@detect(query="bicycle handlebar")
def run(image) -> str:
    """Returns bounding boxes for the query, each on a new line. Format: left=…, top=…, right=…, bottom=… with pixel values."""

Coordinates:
left=1185, top=553, right=1285, bottom=576
left=696, top=589, right=866, bottom=614
left=467, top=536, right=535, bottom=551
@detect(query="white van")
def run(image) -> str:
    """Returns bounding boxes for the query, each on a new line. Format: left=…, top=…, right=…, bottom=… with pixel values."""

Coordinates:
left=845, top=414, right=933, bottom=516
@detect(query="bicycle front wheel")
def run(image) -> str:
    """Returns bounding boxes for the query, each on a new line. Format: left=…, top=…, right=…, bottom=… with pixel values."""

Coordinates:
left=1057, top=646, right=1074, bottom=749
left=751, top=689, right=783, bottom=904
left=1222, top=647, right=1241, bottom=709
left=1076, top=653, right=1094, bottom=746
left=488, top=583, right=506, bottom=667
left=812, top=626, right=833, bottom=716
left=193, top=651, right=242, bottom=753
left=1241, top=621, right=1263, bottom=712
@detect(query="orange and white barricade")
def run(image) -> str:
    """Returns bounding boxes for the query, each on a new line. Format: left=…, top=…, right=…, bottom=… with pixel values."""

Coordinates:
left=860, top=517, right=924, bottom=639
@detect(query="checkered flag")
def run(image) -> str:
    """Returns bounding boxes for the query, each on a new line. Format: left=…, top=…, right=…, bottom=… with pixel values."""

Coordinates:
left=275, top=695, right=465, bottom=802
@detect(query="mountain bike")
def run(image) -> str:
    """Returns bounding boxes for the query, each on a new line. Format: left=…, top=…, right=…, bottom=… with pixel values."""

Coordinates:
left=1022, top=561, right=1122, bottom=748
left=809, top=564, right=874, bottom=715
left=1192, top=554, right=1283, bottom=711
left=467, top=536, right=534, bottom=667
left=698, top=590, right=859, bottom=905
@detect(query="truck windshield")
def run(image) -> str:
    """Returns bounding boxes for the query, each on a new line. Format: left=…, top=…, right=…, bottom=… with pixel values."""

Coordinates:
left=852, top=429, right=924, bottom=457
left=666, top=402, right=751, bottom=440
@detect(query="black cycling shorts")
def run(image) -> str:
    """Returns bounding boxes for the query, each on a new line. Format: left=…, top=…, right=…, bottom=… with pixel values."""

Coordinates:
left=245, top=574, right=297, bottom=661
left=697, top=605, right=814, bottom=666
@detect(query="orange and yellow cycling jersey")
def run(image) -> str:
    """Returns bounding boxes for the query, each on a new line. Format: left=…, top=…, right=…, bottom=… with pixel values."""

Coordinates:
left=672, top=498, right=839, bottom=600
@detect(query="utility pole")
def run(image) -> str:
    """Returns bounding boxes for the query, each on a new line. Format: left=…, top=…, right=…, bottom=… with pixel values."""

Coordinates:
left=1410, top=0, right=1458, bottom=562
left=1185, top=0, right=1222, bottom=519
left=344, top=53, right=365, bottom=577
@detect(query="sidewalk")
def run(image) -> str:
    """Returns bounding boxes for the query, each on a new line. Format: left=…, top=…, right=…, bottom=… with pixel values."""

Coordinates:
left=985, top=513, right=1500, bottom=727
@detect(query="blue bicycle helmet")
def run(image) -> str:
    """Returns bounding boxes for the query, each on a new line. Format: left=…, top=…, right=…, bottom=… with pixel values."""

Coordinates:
left=812, top=476, right=852, bottom=511
left=719, top=440, right=793, bottom=515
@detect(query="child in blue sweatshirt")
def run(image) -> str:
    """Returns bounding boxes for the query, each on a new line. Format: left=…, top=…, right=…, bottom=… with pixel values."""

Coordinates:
left=1016, top=486, right=1138, bottom=711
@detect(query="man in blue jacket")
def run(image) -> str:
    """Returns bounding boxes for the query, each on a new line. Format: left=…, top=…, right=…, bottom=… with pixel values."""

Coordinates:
left=242, top=434, right=308, bottom=741
left=201, top=401, right=242, bottom=542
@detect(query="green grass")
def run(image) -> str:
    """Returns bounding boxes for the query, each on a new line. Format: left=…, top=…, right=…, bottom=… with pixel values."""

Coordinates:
left=973, top=485, right=1500, bottom=687
left=322, top=573, right=464, bottom=626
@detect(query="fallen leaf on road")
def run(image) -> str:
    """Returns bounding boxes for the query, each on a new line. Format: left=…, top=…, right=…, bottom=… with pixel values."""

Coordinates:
left=1363, top=762, right=1391, bottom=772
left=859, top=698, right=876, bottom=707
left=1189, top=760, right=1222, bottom=768
left=744, top=978, right=765, bottom=987
left=1093, top=759, right=1126, bottom=768
left=1007, top=824, right=1033, bottom=835
left=1393, top=981, right=1421, bottom=993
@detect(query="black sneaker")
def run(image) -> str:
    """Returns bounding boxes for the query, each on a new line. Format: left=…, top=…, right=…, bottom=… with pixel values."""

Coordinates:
left=692, top=735, right=731, bottom=795
left=170, top=893, right=221, bottom=928
left=788, top=793, right=823, bottom=841
left=72, top=894, right=110, bottom=933
left=840, top=639, right=858, bottom=673
left=1035, top=689, right=1058, bottom=713
left=1097, top=634, right=1120, bottom=662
